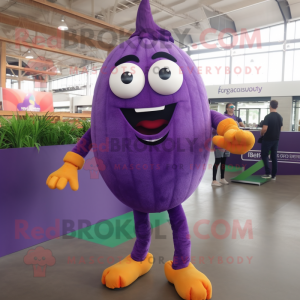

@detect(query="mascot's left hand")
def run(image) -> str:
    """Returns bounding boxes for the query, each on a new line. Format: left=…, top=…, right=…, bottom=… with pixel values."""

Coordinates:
left=212, top=118, right=255, bottom=155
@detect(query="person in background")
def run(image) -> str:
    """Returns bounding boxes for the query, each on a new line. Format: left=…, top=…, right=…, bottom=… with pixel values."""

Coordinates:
left=211, top=103, right=237, bottom=186
left=260, top=100, right=283, bottom=180
left=212, top=132, right=230, bottom=186
left=224, top=103, right=246, bottom=127
left=211, top=103, right=245, bottom=187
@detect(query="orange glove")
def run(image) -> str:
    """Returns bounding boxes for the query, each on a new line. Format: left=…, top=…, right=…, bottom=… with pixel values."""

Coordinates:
left=212, top=118, right=255, bottom=155
left=46, top=152, right=85, bottom=191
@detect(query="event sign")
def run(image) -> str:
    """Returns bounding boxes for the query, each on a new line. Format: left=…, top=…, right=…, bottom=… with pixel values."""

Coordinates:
left=1, top=88, right=54, bottom=112
left=242, top=150, right=300, bottom=164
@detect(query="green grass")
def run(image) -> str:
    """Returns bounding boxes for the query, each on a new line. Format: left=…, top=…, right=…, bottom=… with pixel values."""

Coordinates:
left=0, top=113, right=91, bottom=150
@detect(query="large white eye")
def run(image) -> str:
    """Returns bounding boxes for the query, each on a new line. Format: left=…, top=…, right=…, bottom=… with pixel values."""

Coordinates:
left=109, top=63, right=145, bottom=99
left=148, top=59, right=183, bottom=95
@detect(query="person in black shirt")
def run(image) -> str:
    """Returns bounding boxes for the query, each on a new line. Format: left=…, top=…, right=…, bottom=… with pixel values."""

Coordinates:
left=260, top=100, right=283, bottom=180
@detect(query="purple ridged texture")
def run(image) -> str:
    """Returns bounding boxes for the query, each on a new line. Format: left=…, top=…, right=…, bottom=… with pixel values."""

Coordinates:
left=91, top=35, right=213, bottom=213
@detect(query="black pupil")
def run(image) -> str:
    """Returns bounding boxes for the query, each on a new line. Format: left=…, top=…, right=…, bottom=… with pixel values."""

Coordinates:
left=159, top=68, right=171, bottom=80
left=121, top=72, right=133, bottom=84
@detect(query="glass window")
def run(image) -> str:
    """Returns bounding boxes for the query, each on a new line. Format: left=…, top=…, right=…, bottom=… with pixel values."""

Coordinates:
left=293, top=50, right=300, bottom=81
left=244, top=53, right=268, bottom=83
left=222, top=36, right=232, bottom=47
left=245, top=43, right=269, bottom=54
left=197, top=43, right=207, bottom=51
left=269, top=44, right=284, bottom=51
left=21, top=80, right=34, bottom=92
left=260, top=27, right=270, bottom=43
left=199, top=57, right=229, bottom=86
left=225, top=57, right=230, bottom=85
left=284, top=51, right=294, bottom=81
left=204, top=39, right=218, bottom=50
left=238, top=29, right=264, bottom=49
left=67, top=76, right=73, bottom=87
left=268, top=52, right=283, bottom=82
left=295, top=21, right=300, bottom=39
left=198, top=49, right=229, bottom=59
left=81, top=73, right=87, bottom=86
left=189, top=45, right=198, bottom=51
left=231, top=56, right=245, bottom=84
left=237, top=103, right=270, bottom=126
left=239, top=109, right=247, bottom=123
left=232, top=48, right=245, bottom=56
left=261, top=108, right=269, bottom=121
left=286, top=42, right=295, bottom=50
left=74, top=74, right=80, bottom=86
left=61, top=78, right=67, bottom=88
left=294, top=100, right=300, bottom=132
left=243, top=28, right=270, bottom=53
left=248, top=109, right=259, bottom=126
left=6, top=79, right=11, bottom=88
left=217, top=36, right=231, bottom=53
left=190, top=54, right=199, bottom=60
left=270, top=24, right=285, bottom=42
left=287, top=22, right=296, bottom=40
left=11, top=80, right=19, bottom=90
left=57, top=79, right=62, bottom=88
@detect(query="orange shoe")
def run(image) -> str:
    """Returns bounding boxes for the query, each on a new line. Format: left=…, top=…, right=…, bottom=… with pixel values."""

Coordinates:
left=164, top=261, right=212, bottom=300
left=102, top=253, right=153, bottom=289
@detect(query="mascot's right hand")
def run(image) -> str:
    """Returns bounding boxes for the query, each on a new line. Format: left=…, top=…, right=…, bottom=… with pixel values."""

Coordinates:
left=46, top=152, right=85, bottom=191
left=213, top=118, right=255, bottom=155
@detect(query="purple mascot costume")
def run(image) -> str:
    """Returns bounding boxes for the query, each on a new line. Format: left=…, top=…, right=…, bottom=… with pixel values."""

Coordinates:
left=47, top=0, right=255, bottom=299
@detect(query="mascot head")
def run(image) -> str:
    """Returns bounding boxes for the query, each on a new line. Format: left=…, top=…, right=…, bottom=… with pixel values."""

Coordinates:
left=92, top=0, right=211, bottom=213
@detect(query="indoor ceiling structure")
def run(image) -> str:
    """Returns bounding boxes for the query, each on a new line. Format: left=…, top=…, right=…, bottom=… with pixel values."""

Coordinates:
left=0, top=0, right=299, bottom=80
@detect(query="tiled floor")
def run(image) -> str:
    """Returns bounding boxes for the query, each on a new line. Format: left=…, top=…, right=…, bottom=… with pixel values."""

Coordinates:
left=1, top=154, right=300, bottom=300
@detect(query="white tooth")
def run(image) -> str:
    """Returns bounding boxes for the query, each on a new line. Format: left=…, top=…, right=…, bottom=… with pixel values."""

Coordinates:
left=135, top=106, right=165, bottom=113
left=143, top=137, right=164, bottom=143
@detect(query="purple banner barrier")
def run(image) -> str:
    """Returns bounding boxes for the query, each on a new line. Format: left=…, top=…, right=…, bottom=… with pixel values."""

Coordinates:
left=226, top=131, right=300, bottom=175
left=0, top=145, right=131, bottom=258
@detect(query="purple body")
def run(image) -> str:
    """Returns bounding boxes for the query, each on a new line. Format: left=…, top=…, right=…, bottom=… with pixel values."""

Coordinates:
left=71, top=0, right=228, bottom=268
left=92, top=41, right=212, bottom=213
left=71, top=0, right=229, bottom=214
left=91, top=41, right=213, bottom=213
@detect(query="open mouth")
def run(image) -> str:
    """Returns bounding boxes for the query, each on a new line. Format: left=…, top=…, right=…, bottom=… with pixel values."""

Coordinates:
left=120, top=103, right=176, bottom=145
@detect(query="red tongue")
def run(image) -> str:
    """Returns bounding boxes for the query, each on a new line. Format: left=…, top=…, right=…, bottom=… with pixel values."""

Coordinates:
left=136, top=119, right=168, bottom=129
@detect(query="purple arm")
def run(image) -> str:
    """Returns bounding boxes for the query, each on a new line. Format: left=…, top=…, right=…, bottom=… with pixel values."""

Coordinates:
left=71, top=128, right=92, bottom=158
left=211, top=110, right=228, bottom=130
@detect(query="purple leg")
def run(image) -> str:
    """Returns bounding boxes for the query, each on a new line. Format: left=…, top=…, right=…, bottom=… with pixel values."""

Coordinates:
left=131, top=210, right=151, bottom=262
left=168, top=204, right=191, bottom=270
